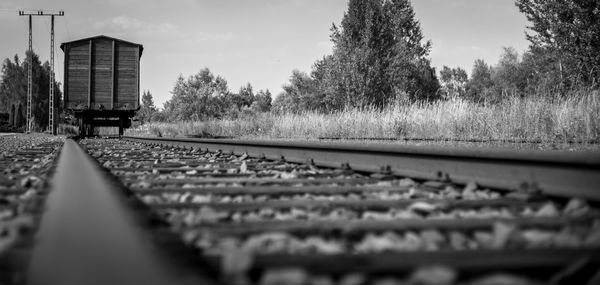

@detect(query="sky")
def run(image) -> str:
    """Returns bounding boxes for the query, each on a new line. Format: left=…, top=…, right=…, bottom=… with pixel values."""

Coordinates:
left=0, top=0, right=529, bottom=108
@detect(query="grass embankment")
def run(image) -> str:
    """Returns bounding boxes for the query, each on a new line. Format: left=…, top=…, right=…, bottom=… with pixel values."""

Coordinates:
left=127, top=92, right=600, bottom=144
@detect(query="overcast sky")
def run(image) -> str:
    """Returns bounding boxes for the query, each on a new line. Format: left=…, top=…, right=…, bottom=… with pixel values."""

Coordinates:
left=0, top=0, right=529, bottom=107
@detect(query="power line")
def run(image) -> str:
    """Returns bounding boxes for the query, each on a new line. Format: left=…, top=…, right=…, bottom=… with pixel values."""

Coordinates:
left=18, top=10, right=64, bottom=134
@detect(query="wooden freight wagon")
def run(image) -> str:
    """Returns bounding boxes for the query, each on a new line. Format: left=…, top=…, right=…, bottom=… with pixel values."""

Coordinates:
left=60, top=35, right=143, bottom=136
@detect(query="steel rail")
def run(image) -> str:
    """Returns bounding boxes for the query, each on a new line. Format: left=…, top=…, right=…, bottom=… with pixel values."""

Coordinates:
left=190, top=216, right=597, bottom=236
left=124, top=137, right=600, bottom=201
left=26, top=139, right=217, bottom=285
left=206, top=248, right=600, bottom=276
left=145, top=198, right=542, bottom=211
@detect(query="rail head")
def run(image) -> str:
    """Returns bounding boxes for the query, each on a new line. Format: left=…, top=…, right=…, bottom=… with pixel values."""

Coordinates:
left=26, top=139, right=218, bottom=285
left=122, top=136, right=600, bottom=166
left=124, top=136, right=600, bottom=201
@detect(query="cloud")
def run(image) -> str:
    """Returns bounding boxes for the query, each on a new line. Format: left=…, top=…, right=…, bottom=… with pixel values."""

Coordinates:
left=93, top=16, right=177, bottom=36
left=92, top=15, right=234, bottom=45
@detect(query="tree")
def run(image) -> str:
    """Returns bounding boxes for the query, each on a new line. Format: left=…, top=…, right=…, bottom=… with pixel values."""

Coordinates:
left=273, top=0, right=439, bottom=113
left=0, top=51, right=61, bottom=130
left=519, top=47, right=562, bottom=93
left=491, top=47, right=527, bottom=97
left=236, top=83, right=255, bottom=108
left=251, top=89, right=272, bottom=112
left=310, top=0, right=440, bottom=109
left=163, top=68, right=230, bottom=121
left=466, top=59, right=494, bottom=102
left=516, top=0, right=600, bottom=87
left=271, top=92, right=294, bottom=114
left=439, top=66, right=468, bottom=99
left=0, top=55, right=26, bottom=119
left=382, top=0, right=440, bottom=101
left=311, top=55, right=341, bottom=111
left=280, top=70, right=322, bottom=112
left=138, top=90, right=157, bottom=124
left=278, top=57, right=342, bottom=113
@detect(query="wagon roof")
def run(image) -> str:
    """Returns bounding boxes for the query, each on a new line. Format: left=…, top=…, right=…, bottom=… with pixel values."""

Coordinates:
left=60, top=35, right=143, bottom=56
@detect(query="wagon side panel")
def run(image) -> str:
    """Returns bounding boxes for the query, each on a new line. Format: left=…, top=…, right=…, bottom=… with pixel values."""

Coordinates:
left=90, top=38, right=113, bottom=110
left=114, top=42, right=139, bottom=110
left=65, top=42, right=90, bottom=110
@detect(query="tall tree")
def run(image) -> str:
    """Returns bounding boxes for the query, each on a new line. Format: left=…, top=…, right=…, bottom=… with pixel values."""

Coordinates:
left=0, top=51, right=61, bottom=130
left=251, top=89, right=272, bottom=112
left=138, top=90, right=157, bottom=124
left=516, top=0, right=600, bottom=87
left=440, top=66, right=468, bottom=99
left=275, top=0, right=439, bottom=112
left=466, top=59, right=494, bottom=102
left=236, top=83, right=255, bottom=108
left=327, top=0, right=439, bottom=107
left=311, top=55, right=340, bottom=111
left=491, top=47, right=527, bottom=96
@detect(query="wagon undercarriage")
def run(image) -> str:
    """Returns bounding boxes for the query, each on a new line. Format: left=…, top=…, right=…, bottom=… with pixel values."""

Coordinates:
left=74, top=110, right=135, bottom=136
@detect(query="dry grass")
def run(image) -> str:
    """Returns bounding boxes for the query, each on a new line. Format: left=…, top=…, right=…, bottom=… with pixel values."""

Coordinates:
left=126, top=91, right=600, bottom=143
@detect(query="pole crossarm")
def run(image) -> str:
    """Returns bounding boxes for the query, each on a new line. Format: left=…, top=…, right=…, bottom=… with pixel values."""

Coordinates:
left=18, top=10, right=64, bottom=134
left=18, top=11, right=64, bottom=16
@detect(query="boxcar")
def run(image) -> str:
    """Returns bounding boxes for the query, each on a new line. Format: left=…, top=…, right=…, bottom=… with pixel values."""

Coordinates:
left=60, top=35, right=143, bottom=136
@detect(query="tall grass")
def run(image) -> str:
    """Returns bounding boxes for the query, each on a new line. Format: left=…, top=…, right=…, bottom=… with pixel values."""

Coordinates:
left=127, top=91, right=600, bottom=143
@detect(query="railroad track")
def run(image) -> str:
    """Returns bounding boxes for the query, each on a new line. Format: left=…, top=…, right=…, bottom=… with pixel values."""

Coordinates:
left=3, top=136, right=600, bottom=284
left=0, top=137, right=63, bottom=284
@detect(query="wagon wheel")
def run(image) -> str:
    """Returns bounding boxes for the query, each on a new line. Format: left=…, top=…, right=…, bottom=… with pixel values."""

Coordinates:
left=87, top=123, right=94, bottom=137
left=77, top=118, right=84, bottom=136
left=118, top=118, right=124, bottom=137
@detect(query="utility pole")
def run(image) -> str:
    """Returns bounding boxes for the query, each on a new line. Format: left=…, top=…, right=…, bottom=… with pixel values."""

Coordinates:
left=18, top=10, right=64, bottom=134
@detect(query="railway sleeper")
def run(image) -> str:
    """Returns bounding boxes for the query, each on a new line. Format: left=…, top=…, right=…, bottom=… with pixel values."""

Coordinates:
left=67, top=138, right=600, bottom=284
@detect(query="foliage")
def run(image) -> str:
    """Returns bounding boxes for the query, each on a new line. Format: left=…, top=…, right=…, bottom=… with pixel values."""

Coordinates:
left=334, top=0, right=426, bottom=105
left=251, top=89, right=272, bottom=113
left=464, top=47, right=544, bottom=103
left=0, top=55, right=25, bottom=126
left=160, top=68, right=272, bottom=121
left=162, top=68, right=230, bottom=121
left=491, top=47, right=526, bottom=97
left=0, top=51, right=62, bottom=130
left=277, top=0, right=439, bottom=112
left=464, top=48, right=531, bottom=103
left=440, top=66, right=468, bottom=99
left=137, top=90, right=157, bottom=124
left=465, top=59, right=494, bottom=102
left=516, top=0, right=600, bottom=88
left=272, top=70, right=320, bottom=113
left=236, top=83, right=255, bottom=109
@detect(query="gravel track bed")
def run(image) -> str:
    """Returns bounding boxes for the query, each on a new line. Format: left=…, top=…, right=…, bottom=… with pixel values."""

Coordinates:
left=156, top=198, right=596, bottom=225
left=188, top=222, right=600, bottom=255
left=81, top=138, right=600, bottom=285
left=0, top=133, right=64, bottom=284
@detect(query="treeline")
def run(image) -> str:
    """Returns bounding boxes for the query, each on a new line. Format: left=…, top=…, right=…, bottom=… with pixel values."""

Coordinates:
left=0, top=51, right=62, bottom=131
left=137, top=68, right=272, bottom=124
left=273, top=0, right=600, bottom=113
left=440, top=0, right=600, bottom=103
left=140, top=0, right=599, bottom=122
left=438, top=46, right=578, bottom=103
